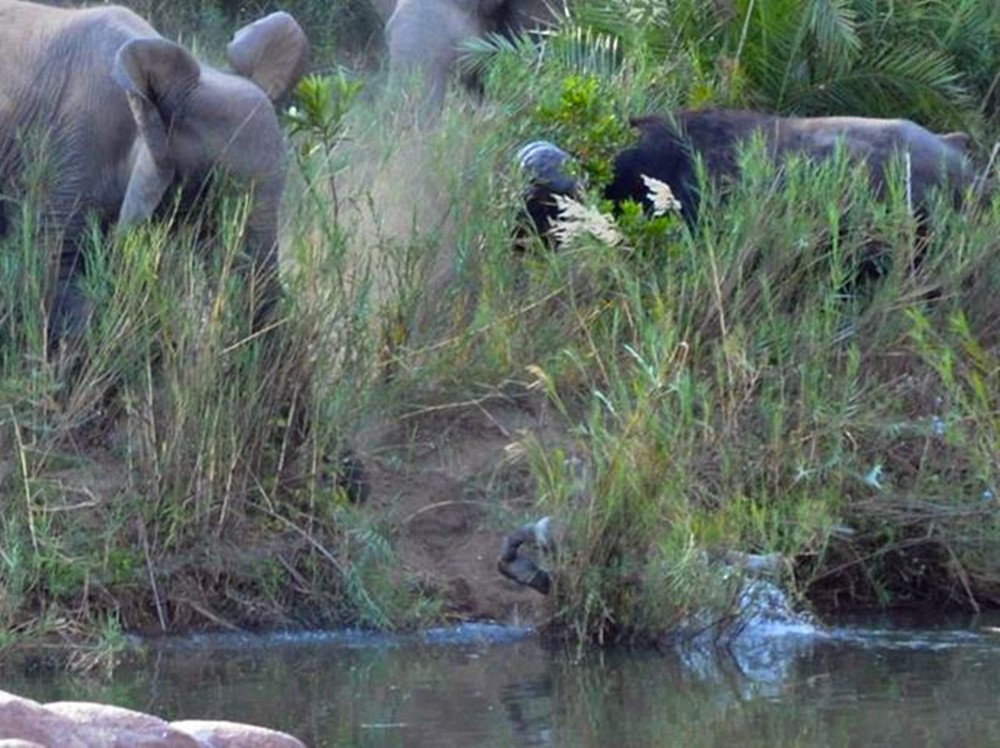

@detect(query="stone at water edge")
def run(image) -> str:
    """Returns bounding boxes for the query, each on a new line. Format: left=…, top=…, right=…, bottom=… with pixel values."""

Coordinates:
left=171, top=720, right=307, bottom=748
left=0, top=691, right=88, bottom=748
left=43, top=701, right=202, bottom=748
left=0, top=689, right=307, bottom=748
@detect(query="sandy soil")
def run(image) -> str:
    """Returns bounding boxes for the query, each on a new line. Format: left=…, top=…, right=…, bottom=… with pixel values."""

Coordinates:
left=0, top=388, right=568, bottom=637
left=359, top=393, right=568, bottom=626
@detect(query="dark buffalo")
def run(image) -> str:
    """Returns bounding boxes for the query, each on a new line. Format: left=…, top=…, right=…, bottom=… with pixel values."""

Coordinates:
left=520, top=109, right=977, bottom=244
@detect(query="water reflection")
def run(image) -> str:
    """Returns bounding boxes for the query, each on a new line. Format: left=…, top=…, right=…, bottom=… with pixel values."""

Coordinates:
left=6, top=615, right=1000, bottom=747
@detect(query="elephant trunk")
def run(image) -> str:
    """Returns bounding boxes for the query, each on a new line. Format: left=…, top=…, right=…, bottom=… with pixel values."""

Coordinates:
left=242, top=176, right=284, bottom=331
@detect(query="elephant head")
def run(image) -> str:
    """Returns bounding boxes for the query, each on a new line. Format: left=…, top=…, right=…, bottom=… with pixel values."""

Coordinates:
left=386, top=0, right=568, bottom=116
left=110, top=12, right=309, bottom=323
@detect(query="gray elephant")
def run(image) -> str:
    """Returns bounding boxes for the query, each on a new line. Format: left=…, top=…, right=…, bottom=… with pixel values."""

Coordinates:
left=384, top=0, right=568, bottom=113
left=0, top=0, right=309, bottom=346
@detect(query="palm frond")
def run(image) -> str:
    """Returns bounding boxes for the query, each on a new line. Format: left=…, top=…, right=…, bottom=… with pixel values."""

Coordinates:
left=543, top=25, right=623, bottom=80
left=456, top=30, right=539, bottom=82
left=573, top=0, right=729, bottom=63
left=791, top=42, right=972, bottom=127
left=806, top=0, right=861, bottom=70
left=459, top=21, right=623, bottom=85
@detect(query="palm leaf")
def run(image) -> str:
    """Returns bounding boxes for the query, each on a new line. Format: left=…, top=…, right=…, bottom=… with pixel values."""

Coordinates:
left=806, top=0, right=861, bottom=71
left=543, top=25, right=623, bottom=79
left=456, top=31, right=538, bottom=82
left=573, top=0, right=728, bottom=61
left=790, top=42, right=972, bottom=127
left=458, top=15, right=623, bottom=84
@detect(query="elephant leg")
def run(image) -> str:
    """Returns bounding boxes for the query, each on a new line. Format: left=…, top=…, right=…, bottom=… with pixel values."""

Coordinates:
left=242, top=204, right=284, bottom=334
left=47, top=244, right=91, bottom=356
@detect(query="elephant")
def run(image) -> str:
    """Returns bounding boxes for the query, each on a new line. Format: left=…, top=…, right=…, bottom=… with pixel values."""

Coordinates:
left=371, top=0, right=398, bottom=22
left=520, top=109, right=976, bottom=244
left=0, top=0, right=309, bottom=347
left=384, top=0, right=568, bottom=113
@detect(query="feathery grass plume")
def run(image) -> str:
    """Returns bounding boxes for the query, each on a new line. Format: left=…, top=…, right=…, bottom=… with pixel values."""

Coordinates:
left=550, top=194, right=623, bottom=247
left=641, top=175, right=683, bottom=216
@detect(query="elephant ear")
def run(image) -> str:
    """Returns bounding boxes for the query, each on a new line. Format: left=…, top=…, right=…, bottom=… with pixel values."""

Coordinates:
left=939, top=131, right=971, bottom=153
left=112, top=38, right=201, bottom=225
left=226, top=12, right=310, bottom=102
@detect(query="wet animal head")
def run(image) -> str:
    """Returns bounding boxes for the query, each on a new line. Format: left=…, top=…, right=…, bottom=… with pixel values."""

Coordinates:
left=516, top=140, right=581, bottom=248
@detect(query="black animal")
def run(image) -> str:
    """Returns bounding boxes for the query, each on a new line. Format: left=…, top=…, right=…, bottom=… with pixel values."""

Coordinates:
left=520, top=109, right=975, bottom=244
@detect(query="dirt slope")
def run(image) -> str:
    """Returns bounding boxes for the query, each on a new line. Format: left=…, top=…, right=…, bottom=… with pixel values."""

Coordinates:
left=361, top=394, right=567, bottom=626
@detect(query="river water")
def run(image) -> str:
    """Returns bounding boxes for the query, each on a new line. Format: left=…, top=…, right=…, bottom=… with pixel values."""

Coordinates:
left=6, top=613, right=1000, bottom=747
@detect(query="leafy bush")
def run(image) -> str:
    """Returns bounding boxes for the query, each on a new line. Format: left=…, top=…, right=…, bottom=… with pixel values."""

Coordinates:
left=2, top=0, right=1000, bottom=658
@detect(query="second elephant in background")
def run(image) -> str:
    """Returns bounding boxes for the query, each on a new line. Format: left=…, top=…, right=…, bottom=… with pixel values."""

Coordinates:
left=385, top=0, right=567, bottom=112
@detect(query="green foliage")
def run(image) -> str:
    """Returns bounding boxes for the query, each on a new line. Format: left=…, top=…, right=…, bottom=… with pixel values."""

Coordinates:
left=287, top=70, right=365, bottom=225
left=486, top=75, right=999, bottom=629
left=530, top=74, right=632, bottom=186
left=566, top=0, right=998, bottom=133
left=2, top=0, right=1000, bottom=658
left=286, top=71, right=365, bottom=155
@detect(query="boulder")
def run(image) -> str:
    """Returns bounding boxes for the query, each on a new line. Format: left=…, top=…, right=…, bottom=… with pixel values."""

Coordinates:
left=0, top=689, right=305, bottom=748
left=171, top=720, right=307, bottom=748
left=43, top=702, right=202, bottom=748
left=0, top=692, right=88, bottom=748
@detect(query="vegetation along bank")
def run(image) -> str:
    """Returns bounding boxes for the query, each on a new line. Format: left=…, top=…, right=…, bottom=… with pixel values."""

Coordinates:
left=1, top=0, right=998, bottom=665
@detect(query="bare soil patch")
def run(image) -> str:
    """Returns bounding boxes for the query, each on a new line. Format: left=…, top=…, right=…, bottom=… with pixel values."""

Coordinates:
left=360, top=393, right=569, bottom=626
left=0, top=390, right=569, bottom=640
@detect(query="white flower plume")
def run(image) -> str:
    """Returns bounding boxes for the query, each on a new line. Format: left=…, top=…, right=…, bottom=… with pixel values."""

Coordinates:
left=551, top=194, right=623, bottom=247
left=641, top=175, right=682, bottom=216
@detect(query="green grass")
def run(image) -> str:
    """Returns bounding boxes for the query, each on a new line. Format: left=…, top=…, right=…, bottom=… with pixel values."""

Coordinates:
left=2, top=0, right=1000, bottom=660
